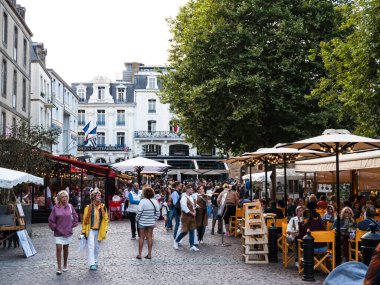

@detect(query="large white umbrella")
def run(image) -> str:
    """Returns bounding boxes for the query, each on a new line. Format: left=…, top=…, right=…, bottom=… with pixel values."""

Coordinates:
left=111, top=157, right=170, bottom=184
left=281, top=129, right=380, bottom=265
left=0, top=167, right=44, bottom=189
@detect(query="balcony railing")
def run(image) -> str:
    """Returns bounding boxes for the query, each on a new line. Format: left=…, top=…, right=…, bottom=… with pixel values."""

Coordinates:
left=148, top=109, right=156, bottom=113
left=134, top=131, right=185, bottom=139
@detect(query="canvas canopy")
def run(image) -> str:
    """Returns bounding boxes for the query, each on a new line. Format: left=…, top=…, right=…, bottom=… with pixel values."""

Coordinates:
left=0, top=167, right=44, bottom=189
left=111, top=156, right=170, bottom=173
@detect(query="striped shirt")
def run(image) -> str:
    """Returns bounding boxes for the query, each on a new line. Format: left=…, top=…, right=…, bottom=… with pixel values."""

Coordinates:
left=136, top=198, right=160, bottom=227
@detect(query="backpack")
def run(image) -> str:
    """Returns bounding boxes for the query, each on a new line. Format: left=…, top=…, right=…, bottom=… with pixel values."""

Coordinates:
left=173, top=191, right=182, bottom=214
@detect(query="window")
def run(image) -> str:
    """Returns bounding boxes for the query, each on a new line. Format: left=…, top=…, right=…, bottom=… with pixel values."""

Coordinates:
left=22, top=78, right=26, bottom=111
left=13, top=26, right=18, bottom=61
left=97, top=110, right=105, bottom=125
left=78, top=132, right=85, bottom=145
left=98, top=86, right=105, bottom=100
left=78, top=88, right=86, bottom=102
left=2, top=13, right=8, bottom=45
left=97, top=132, right=105, bottom=146
left=147, top=77, right=157, bottom=89
left=115, top=158, right=124, bottom=163
left=147, top=120, right=156, bottom=132
left=1, top=60, right=7, bottom=98
left=169, top=144, right=190, bottom=156
left=12, top=70, right=16, bottom=108
left=78, top=110, right=85, bottom=125
left=116, top=110, right=125, bottom=125
left=143, top=144, right=161, bottom=156
left=148, top=99, right=156, bottom=113
left=95, top=158, right=107, bottom=164
left=117, top=88, right=124, bottom=101
left=23, top=38, right=27, bottom=67
left=1, top=112, right=6, bottom=136
left=116, top=132, right=125, bottom=146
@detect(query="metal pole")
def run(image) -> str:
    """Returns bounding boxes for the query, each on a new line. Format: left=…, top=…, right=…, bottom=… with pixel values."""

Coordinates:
left=335, top=143, right=342, bottom=265
left=284, top=158, right=287, bottom=215
left=265, top=160, right=268, bottom=201
left=249, top=163, right=253, bottom=201
left=80, top=168, right=84, bottom=211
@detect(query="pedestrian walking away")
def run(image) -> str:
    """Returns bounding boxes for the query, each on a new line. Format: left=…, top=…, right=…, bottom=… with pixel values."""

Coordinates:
left=135, top=187, right=160, bottom=259
left=48, top=190, right=79, bottom=275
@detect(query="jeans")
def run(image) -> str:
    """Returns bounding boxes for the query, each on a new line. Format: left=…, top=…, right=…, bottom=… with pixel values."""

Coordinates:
left=173, top=210, right=181, bottom=239
left=129, top=212, right=138, bottom=237
left=166, top=205, right=173, bottom=229
left=176, top=229, right=195, bottom=247
left=88, top=229, right=100, bottom=266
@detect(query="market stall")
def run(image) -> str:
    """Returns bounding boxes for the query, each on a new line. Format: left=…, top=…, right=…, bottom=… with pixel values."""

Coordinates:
left=0, top=167, right=43, bottom=256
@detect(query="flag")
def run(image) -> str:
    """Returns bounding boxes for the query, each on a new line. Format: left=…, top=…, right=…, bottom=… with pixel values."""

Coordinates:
left=86, top=126, right=97, bottom=147
left=82, top=121, right=90, bottom=133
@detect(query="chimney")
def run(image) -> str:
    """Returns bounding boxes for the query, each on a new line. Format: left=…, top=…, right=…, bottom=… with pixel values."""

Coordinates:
left=34, top=43, right=47, bottom=66
left=16, top=4, right=26, bottom=20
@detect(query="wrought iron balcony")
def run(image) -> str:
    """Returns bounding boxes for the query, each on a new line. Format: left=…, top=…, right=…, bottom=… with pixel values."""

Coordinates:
left=134, top=131, right=185, bottom=139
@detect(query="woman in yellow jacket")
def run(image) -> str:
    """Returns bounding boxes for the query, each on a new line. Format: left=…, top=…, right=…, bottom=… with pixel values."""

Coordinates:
left=81, top=189, right=108, bottom=270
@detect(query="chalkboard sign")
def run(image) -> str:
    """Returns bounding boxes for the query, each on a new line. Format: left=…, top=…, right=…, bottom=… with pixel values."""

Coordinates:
left=17, top=230, right=37, bottom=258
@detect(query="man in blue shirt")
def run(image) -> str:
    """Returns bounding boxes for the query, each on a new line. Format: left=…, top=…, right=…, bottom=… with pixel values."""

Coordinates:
left=170, top=182, right=182, bottom=239
left=358, top=206, right=380, bottom=231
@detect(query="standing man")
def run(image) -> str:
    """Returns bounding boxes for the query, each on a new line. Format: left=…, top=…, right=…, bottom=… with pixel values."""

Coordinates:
left=210, top=185, right=223, bottom=235
left=173, top=184, right=199, bottom=252
left=127, top=183, right=142, bottom=240
left=171, top=182, right=182, bottom=239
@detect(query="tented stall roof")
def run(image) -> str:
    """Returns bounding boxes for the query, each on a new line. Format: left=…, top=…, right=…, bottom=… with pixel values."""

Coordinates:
left=0, top=167, right=44, bottom=189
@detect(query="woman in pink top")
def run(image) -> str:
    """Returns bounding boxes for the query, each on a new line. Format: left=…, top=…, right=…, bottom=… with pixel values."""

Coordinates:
left=48, top=190, right=78, bottom=275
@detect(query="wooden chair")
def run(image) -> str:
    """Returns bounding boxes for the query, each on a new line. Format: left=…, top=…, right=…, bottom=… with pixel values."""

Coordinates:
left=298, top=231, right=336, bottom=274
left=281, top=222, right=295, bottom=268
left=316, top=209, right=326, bottom=217
left=348, top=229, right=366, bottom=262
left=356, top=216, right=364, bottom=224
left=229, top=207, right=243, bottom=237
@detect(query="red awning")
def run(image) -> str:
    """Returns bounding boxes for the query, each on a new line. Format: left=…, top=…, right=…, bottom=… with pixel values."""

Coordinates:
left=46, top=154, right=116, bottom=177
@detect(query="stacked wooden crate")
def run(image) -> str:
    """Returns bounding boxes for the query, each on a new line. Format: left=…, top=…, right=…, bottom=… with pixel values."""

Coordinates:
left=241, top=201, right=268, bottom=264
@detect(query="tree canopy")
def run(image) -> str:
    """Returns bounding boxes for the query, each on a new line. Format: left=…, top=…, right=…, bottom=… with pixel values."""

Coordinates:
left=310, top=0, right=380, bottom=137
left=160, top=0, right=349, bottom=154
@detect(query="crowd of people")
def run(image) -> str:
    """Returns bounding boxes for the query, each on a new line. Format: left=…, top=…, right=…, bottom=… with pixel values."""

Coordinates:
left=46, top=178, right=380, bottom=280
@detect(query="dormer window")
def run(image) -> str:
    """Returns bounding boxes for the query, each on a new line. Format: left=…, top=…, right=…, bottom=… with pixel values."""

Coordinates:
left=77, top=88, right=86, bottom=102
left=147, top=76, right=157, bottom=89
left=98, top=86, right=105, bottom=100
left=117, top=88, right=125, bottom=101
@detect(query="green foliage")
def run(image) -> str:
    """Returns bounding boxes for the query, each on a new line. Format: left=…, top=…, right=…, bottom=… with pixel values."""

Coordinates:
left=0, top=121, right=61, bottom=175
left=161, top=0, right=348, bottom=154
left=310, top=0, right=380, bottom=137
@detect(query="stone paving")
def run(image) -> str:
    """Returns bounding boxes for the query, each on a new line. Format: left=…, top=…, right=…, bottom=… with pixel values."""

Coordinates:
left=0, top=220, right=326, bottom=285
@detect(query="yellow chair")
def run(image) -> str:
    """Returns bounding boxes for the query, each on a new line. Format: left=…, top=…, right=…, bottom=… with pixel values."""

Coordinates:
left=356, top=216, right=364, bottom=224
left=282, top=222, right=295, bottom=268
left=348, top=229, right=366, bottom=261
left=298, top=230, right=336, bottom=274
left=229, top=207, right=243, bottom=237
left=316, top=209, right=326, bottom=217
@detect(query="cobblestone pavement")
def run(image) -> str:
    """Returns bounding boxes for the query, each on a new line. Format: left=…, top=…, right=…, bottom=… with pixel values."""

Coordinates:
left=0, top=220, right=325, bottom=285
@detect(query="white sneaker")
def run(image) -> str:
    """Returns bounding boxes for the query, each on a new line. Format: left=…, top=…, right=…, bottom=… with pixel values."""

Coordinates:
left=190, top=246, right=200, bottom=252
left=173, top=240, right=179, bottom=250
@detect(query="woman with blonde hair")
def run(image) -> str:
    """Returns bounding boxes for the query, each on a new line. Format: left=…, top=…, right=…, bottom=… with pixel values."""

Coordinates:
left=81, top=189, right=108, bottom=270
left=333, top=206, right=355, bottom=261
left=48, top=190, right=78, bottom=275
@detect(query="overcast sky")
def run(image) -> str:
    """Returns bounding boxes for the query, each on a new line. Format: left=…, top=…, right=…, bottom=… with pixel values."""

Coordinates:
left=17, top=0, right=188, bottom=84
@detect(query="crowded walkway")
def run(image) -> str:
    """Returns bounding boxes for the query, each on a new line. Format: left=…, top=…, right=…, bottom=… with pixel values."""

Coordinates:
left=0, top=220, right=325, bottom=285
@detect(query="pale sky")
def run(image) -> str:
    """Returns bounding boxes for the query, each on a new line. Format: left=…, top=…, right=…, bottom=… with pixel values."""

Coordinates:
left=17, top=0, right=188, bottom=84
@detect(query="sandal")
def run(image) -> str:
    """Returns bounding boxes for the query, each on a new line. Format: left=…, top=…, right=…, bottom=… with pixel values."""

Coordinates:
left=56, top=271, right=62, bottom=275
left=136, top=255, right=142, bottom=259
left=144, top=255, right=152, bottom=259
left=62, top=267, right=68, bottom=272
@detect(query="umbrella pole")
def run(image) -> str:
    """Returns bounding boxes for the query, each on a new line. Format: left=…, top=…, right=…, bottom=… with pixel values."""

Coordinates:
left=265, top=160, right=268, bottom=202
left=283, top=159, right=287, bottom=215
left=335, top=146, right=342, bottom=265
left=249, top=164, right=253, bottom=201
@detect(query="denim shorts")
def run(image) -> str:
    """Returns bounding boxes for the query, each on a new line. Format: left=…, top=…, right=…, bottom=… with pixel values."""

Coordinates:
left=138, top=224, right=154, bottom=229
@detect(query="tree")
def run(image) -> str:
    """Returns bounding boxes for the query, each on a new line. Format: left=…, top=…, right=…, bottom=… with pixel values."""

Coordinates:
left=309, top=0, right=380, bottom=137
left=160, top=0, right=349, bottom=154
left=0, top=121, right=61, bottom=176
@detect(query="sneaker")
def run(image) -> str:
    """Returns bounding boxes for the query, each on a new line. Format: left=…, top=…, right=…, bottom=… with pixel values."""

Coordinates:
left=131, top=236, right=136, bottom=240
left=173, top=240, right=179, bottom=250
left=190, top=246, right=200, bottom=252
left=178, top=242, right=183, bottom=246
left=89, top=265, right=97, bottom=270
left=295, top=262, right=299, bottom=268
